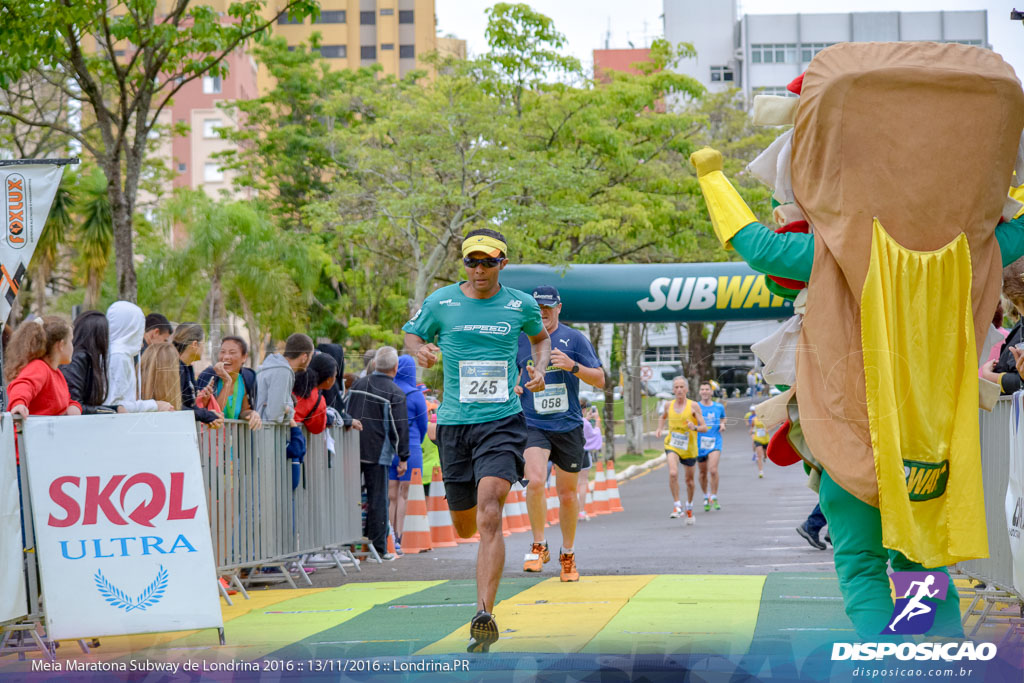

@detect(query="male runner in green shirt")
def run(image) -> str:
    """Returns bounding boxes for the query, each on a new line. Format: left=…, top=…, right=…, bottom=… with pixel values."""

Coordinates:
left=404, top=227, right=551, bottom=653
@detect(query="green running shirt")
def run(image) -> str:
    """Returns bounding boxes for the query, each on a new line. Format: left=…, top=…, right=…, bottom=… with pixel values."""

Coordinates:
left=403, top=283, right=544, bottom=425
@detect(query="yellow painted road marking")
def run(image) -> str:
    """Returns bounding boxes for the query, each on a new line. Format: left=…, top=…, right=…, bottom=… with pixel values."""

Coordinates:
left=417, top=575, right=654, bottom=655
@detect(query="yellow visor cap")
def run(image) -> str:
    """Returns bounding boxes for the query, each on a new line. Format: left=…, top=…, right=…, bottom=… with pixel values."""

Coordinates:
left=462, top=234, right=506, bottom=258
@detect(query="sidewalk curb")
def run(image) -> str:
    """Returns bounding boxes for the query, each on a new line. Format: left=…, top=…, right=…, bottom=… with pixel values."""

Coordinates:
left=616, top=454, right=666, bottom=483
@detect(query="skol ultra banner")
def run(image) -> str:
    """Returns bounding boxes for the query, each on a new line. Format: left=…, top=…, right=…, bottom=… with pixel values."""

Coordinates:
left=0, top=413, right=26, bottom=623
left=0, top=163, right=65, bottom=324
left=500, top=263, right=793, bottom=323
left=23, top=412, right=222, bottom=640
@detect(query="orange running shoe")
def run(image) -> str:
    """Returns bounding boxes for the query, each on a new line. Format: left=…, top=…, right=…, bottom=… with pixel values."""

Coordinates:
left=523, top=542, right=550, bottom=572
left=559, top=552, right=579, bottom=582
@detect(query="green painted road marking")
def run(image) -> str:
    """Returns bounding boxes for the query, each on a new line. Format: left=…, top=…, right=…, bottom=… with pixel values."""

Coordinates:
left=584, top=575, right=766, bottom=655
left=120, top=581, right=440, bottom=662
left=269, top=577, right=542, bottom=659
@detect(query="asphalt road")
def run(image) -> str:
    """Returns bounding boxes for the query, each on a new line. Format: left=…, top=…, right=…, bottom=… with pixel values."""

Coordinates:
left=286, top=397, right=835, bottom=589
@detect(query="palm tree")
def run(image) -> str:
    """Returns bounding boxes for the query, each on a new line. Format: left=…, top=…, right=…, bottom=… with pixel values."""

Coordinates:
left=31, top=171, right=75, bottom=315
left=76, top=168, right=113, bottom=309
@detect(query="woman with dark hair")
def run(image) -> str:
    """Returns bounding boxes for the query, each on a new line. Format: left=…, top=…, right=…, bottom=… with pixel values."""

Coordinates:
left=60, top=310, right=116, bottom=414
left=315, top=342, right=359, bottom=430
left=171, top=322, right=223, bottom=426
left=292, top=352, right=338, bottom=435
left=197, top=335, right=261, bottom=429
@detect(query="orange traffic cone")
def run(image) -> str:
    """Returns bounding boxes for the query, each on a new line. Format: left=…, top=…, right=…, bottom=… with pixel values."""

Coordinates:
left=425, top=470, right=477, bottom=544
left=400, top=469, right=432, bottom=553
left=545, top=471, right=560, bottom=525
left=387, top=526, right=398, bottom=555
left=605, top=460, right=624, bottom=512
left=593, top=461, right=611, bottom=515
left=585, top=484, right=596, bottom=517
left=427, top=467, right=458, bottom=548
left=507, top=481, right=530, bottom=533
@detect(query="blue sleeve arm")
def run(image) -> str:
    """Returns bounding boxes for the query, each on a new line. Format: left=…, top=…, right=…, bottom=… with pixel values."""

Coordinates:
left=728, top=222, right=814, bottom=282
left=996, top=217, right=1024, bottom=268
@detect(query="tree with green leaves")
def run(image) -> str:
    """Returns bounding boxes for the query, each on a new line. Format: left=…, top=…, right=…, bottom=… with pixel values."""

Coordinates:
left=483, top=2, right=582, bottom=116
left=312, top=54, right=522, bottom=313
left=0, top=0, right=319, bottom=302
left=215, top=36, right=381, bottom=230
left=30, top=170, right=75, bottom=315
left=76, top=167, right=114, bottom=309
left=141, top=190, right=328, bottom=364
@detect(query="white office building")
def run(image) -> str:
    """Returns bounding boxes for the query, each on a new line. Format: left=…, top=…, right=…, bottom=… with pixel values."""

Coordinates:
left=663, top=1, right=988, bottom=100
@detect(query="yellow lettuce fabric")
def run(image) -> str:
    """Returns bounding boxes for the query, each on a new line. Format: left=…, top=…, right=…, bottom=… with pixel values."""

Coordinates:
left=860, top=218, right=987, bottom=567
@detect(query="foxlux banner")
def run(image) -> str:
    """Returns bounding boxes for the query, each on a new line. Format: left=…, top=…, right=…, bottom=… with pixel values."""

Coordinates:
left=0, top=164, right=64, bottom=324
left=23, top=412, right=222, bottom=640
left=501, top=263, right=793, bottom=323
left=0, top=413, right=26, bottom=623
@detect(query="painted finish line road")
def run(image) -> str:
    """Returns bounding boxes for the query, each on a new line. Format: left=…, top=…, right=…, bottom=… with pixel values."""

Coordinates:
left=321, top=396, right=833, bottom=583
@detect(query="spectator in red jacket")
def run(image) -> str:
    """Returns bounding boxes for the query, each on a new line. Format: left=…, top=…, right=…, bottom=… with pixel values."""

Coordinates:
left=6, top=316, right=81, bottom=419
left=292, top=352, right=339, bottom=435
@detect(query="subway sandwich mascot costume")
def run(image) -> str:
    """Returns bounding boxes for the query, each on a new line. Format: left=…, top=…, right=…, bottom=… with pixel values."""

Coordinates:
left=690, top=42, right=1024, bottom=638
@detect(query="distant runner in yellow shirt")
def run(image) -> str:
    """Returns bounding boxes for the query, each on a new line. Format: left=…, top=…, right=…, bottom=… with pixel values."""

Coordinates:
left=656, top=377, right=707, bottom=525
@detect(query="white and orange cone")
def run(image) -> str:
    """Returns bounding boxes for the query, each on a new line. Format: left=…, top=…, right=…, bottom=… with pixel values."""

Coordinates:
left=545, top=471, right=560, bottom=526
left=605, top=460, right=624, bottom=513
left=593, top=461, right=611, bottom=515
left=400, top=469, right=433, bottom=553
left=427, top=467, right=458, bottom=548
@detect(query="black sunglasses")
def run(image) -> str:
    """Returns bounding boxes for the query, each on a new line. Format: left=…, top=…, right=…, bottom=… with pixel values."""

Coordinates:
left=463, top=256, right=504, bottom=268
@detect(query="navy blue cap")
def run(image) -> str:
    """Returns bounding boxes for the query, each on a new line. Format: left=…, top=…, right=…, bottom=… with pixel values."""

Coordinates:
left=532, top=285, right=561, bottom=307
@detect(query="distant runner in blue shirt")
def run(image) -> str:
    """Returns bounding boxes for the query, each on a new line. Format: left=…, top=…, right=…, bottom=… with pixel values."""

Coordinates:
left=697, top=381, right=727, bottom=512
left=514, top=285, right=604, bottom=583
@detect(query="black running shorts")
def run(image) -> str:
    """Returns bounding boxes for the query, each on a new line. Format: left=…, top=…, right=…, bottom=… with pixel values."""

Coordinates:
left=525, top=425, right=586, bottom=474
left=672, top=452, right=697, bottom=467
left=436, top=413, right=527, bottom=511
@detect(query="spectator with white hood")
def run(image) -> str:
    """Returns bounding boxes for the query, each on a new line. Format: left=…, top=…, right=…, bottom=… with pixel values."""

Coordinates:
left=104, top=301, right=174, bottom=412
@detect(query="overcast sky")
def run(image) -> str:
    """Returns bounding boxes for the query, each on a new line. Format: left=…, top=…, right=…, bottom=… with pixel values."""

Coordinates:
left=435, top=1, right=1024, bottom=79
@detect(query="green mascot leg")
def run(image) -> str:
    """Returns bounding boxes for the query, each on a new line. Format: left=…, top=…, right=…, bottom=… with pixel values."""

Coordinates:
left=819, top=470, right=963, bottom=639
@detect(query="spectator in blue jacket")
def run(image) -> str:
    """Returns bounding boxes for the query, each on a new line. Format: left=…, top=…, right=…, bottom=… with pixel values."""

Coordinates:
left=388, top=354, right=428, bottom=554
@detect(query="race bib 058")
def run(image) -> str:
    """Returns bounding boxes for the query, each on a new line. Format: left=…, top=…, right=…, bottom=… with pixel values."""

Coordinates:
left=534, top=383, right=568, bottom=414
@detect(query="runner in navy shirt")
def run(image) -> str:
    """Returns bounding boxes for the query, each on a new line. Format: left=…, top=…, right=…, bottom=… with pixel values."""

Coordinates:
left=515, top=286, right=604, bottom=582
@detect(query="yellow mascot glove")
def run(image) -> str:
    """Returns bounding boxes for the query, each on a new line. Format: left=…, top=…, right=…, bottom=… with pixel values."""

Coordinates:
left=689, top=147, right=757, bottom=249
left=1012, top=184, right=1024, bottom=220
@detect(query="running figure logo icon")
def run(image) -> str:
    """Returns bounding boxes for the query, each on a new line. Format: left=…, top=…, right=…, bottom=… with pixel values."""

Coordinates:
left=884, top=571, right=949, bottom=634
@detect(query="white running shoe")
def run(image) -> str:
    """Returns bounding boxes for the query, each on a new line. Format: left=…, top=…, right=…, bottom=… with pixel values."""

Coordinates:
left=670, top=504, right=683, bottom=519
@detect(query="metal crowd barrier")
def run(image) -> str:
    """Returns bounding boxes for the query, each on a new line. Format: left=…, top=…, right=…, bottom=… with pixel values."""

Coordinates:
left=2, top=418, right=365, bottom=660
left=196, top=420, right=363, bottom=599
left=953, top=397, right=1024, bottom=642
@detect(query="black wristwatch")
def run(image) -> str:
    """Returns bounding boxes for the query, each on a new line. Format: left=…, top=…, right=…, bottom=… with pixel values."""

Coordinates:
left=571, top=363, right=580, bottom=374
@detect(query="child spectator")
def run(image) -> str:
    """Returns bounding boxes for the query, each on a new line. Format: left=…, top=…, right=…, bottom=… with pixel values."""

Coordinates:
left=171, top=323, right=223, bottom=427
left=6, top=316, right=81, bottom=418
left=197, top=335, right=261, bottom=429
left=60, top=310, right=115, bottom=414
left=139, top=342, right=182, bottom=410
left=292, top=352, right=339, bottom=435
left=316, top=342, right=358, bottom=430
left=105, top=301, right=174, bottom=412
left=255, top=333, right=314, bottom=423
